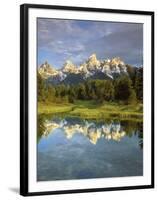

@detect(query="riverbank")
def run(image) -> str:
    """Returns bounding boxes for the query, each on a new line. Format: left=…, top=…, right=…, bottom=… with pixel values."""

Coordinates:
left=38, top=100, right=143, bottom=121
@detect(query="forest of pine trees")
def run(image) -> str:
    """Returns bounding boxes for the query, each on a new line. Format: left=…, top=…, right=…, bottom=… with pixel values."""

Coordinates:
left=37, top=67, right=143, bottom=105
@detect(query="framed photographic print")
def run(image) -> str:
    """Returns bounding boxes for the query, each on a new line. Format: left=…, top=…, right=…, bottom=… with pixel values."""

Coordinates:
left=20, top=4, right=154, bottom=196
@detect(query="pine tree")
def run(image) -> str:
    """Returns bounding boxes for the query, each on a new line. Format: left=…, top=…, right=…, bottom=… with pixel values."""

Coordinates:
left=37, top=72, right=46, bottom=102
left=114, top=76, right=136, bottom=104
left=135, top=67, right=143, bottom=101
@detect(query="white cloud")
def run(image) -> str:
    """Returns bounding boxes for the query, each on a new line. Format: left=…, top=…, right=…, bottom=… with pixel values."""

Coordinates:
left=38, top=18, right=143, bottom=66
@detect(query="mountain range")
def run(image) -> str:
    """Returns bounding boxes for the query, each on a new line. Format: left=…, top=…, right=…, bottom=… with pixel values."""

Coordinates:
left=38, top=54, right=137, bottom=85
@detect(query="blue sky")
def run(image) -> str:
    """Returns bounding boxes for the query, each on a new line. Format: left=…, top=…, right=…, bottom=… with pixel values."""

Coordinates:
left=37, top=18, right=143, bottom=69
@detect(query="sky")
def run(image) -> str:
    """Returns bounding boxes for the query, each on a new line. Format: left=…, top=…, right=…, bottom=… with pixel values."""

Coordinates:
left=37, top=18, right=143, bottom=69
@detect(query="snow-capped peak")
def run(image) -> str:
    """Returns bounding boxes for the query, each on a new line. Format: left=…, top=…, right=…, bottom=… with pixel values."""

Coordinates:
left=38, top=55, right=131, bottom=84
left=62, top=60, right=78, bottom=73
left=86, top=53, right=100, bottom=71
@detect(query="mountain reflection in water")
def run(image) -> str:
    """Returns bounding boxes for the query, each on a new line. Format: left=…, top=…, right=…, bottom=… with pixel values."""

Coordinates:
left=37, top=115, right=143, bottom=181
left=38, top=115, right=143, bottom=147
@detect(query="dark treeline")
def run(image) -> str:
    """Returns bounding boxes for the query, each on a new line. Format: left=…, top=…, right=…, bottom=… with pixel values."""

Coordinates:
left=37, top=66, right=143, bottom=104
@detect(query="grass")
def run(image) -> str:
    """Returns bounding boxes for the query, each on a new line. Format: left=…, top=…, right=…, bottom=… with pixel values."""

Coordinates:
left=38, top=102, right=73, bottom=114
left=38, top=100, right=143, bottom=121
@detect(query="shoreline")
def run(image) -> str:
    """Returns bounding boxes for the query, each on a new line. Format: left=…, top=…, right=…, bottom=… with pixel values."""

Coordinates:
left=38, top=101, right=143, bottom=122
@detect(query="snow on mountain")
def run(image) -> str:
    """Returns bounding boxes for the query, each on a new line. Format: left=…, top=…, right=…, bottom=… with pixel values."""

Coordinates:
left=85, top=53, right=100, bottom=71
left=62, top=60, right=78, bottom=74
left=38, top=61, right=59, bottom=79
left=38, top=61, right=66, bottom=83
left=38, top=55, right=131, bottom=84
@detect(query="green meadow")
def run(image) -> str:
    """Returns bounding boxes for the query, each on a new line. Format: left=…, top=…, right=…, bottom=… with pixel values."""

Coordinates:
left=38, top=100, right=143, bottom=122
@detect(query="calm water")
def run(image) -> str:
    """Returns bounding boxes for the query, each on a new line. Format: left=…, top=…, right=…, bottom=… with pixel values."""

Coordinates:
left=37, top=115, right=143, bottom=181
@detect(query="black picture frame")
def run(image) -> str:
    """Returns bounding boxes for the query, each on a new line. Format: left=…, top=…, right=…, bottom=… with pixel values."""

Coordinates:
left=20, top=3, right=154, bottom=196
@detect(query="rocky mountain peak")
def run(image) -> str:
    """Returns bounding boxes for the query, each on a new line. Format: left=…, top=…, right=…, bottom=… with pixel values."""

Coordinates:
left=39, top=61, right=55, bottom=71
left=110, top=57, right=125, bottom=66
left=38, top=61, right=59, bottom=79
left=38, top=55, right=133, bottom=84
left=62, top=60, right=77, bottom=73
left=89, top=53, right=97, bottom=60
left=86, top=53, right=100, bottom=70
